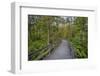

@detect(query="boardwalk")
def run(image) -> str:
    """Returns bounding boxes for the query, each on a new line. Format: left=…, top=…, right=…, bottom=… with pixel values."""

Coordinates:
left=43, top=40, right=75, bottom=60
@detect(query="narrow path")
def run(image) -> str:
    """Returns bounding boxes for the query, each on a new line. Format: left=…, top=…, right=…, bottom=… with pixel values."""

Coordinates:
left=43, top=40, right=74, bottom=60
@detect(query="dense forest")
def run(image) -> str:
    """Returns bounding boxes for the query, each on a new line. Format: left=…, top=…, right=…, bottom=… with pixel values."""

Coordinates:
left=28, top=15, right=88, bottom=61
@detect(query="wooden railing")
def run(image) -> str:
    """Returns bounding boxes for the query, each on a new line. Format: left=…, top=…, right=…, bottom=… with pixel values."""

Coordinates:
left=28, top=45, right=50, bottom=60
left=67, top=41, right=75, bottom=58
left=28, top=40, right=61, bottom=61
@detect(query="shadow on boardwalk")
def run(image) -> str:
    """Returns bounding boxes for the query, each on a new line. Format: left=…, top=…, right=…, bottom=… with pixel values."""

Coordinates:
left=43, top=40, right=75, bottom=60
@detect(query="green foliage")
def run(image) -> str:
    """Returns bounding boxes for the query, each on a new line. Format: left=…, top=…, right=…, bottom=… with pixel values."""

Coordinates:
left=69, top=17, right=88, bottom=58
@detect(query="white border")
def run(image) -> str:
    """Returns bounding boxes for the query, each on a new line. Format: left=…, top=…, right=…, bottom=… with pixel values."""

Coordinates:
left=11, top=2, right=97, bottom=74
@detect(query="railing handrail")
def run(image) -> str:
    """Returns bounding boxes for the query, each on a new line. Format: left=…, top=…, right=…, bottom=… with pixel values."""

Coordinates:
left=28, top=40, right=62, bottom=60
left=28, top=44, right=50, bottom=56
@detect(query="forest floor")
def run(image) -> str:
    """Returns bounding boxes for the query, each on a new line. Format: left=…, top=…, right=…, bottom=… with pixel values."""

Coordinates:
left=43, top=40, right=75, bottom=60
